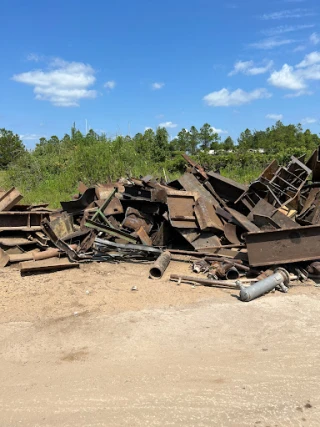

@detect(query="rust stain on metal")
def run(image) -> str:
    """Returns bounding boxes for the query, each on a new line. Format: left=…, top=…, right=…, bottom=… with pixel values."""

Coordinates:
left=0, top=211, right=50, bottom=231
left=167, top=192, right=197, bottom=229
left=95, top=197, right=124, bottom=216
left=225, top=207, right=260, bottom=233
left=181, top=154, right=208, bottom=180
left=246, top=224, right=320, bottom=267
left=191, top=232, right=221, bottom=250
left=137, top=226, right=153, bottom=246
left=224, top=223, right=241, bottom=245
left=194, top=196, right=223, bottom=231
left=178, top=173, right=219, bottom=208
left=50, top=212, right=74, bottom=239
left=0, top=188, right=23, bottom=212
left=20, top=258, right=79, bottom=274
left=122, top=207, right=153, bottom=233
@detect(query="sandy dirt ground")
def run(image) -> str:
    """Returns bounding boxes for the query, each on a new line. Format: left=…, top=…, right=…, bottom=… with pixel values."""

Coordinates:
left=0, top=259, right=320, bottom=426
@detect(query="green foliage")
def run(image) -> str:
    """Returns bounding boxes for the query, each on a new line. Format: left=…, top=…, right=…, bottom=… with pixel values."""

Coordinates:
left=237, top=121, right=320, bottom=154
left=3, top=121, right=320, bottom=207
left=0, top=128, right=26, bottom=169
left=199, top=123, right=220, bottom=151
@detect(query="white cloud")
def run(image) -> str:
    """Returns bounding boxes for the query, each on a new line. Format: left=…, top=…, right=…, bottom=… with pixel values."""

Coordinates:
left=301, top=117, right=317, bottom=124
left=158, top=121, right=177, bottom=128
left=261, top=9, right=315, bottom=20
left=268, top=64, right=306, bottom=90
left=12, top=58, right=97, bottom=107
left=229, top=60, right=273, bottom=76
left=310, top=32, right=320, bottom=45
left=298, top=64, right=320, bottom=80
left=266, top=113, right=283, bottom=120
left=104, top=80, right=116, bottom=90
left=250, top=38, right=295, bottom=49
left=152, top=82, right=165, bottom=90
left=203, top=88, right=272, bottom=107
left=284, top=90, right=313, bottom=97
left=296, top=51, right=320, bottom=67
left=211, top=126, right=228, bottom=134
left=262, top=24, right=314, bottom=36
left=20, top=134, right=45, bottom=141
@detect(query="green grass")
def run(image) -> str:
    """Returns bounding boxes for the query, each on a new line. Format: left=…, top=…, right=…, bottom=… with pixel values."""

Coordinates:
left=0, top=163, right=264, bottom=208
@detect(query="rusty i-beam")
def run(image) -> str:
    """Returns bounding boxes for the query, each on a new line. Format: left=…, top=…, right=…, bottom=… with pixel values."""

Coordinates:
left=246, top=224, right=320, bottom=267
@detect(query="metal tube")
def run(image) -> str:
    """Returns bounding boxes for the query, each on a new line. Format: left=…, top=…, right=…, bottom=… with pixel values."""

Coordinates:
left=226, top=266, right=240, bottom=280
left=238, top=268, right=290, bottom=302
left=149, top=251, right=171, bottom=279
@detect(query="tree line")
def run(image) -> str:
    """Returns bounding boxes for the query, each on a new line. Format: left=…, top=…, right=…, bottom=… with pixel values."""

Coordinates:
left=1, top=120, right=319, bottom=170
left=1, top=120, right=319, bottom=206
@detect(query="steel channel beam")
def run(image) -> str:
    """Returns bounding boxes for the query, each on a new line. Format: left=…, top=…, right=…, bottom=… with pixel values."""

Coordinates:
left=246, top=224, right=320, bottom=267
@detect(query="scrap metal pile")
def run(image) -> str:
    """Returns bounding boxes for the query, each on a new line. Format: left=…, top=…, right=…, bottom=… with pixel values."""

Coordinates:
left=2, top=150, right=320, bottom=301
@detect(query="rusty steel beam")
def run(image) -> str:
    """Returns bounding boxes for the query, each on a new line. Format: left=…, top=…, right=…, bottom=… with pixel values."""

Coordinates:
left=194, top=196, right=223, bottom=231
left=181, top=154, right=208, bottom=180
left=0, top=188, right=23, bottom=211
left=178, top=173, right=219, bottom=208
left=225, top=207, right=260, bottom=233
left=246, top=224, right=320, bottom=267
left=0, top=211, right=50, bottom=231
left=20, top=258, right=80, bottom=274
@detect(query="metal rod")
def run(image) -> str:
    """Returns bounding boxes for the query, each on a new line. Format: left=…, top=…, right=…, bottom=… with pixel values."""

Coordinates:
left=170, top=274, right=239, bottom=288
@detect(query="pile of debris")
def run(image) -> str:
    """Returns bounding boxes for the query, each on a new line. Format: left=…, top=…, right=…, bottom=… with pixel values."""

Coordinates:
left=2, top=150, right=320, bottom=302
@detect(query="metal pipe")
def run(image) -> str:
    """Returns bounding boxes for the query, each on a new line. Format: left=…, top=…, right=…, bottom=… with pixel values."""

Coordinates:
left=149, top=251, right=171, bottom=279
left=238, top=268, right=290, bottom=302
left=226, top=266, right=240, bottom=280
left=215, top=262, right=240, bottom=280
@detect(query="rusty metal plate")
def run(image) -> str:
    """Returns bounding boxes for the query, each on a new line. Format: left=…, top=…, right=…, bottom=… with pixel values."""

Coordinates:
left=95, top=197, right=124, bottom=216
left=177, top=229, right=200, bottom=245
left=224, top=223, right=241, bottom=245
left=246, top=224, right=320, bottom=267
left=167, top=192, right=197, bottom=229
left=50, top=212, right=74, bottom=239
left=194, top=196, right=223, bottom=231
left=192, top=232, right=221, bottom=250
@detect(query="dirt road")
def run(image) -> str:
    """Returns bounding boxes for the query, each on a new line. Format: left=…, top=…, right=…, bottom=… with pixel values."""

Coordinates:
left=0, top=261, right=319, bottom=426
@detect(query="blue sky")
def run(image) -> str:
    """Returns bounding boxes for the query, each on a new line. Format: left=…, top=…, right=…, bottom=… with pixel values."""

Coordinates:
left=1, top=0, right=320, bottom=147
